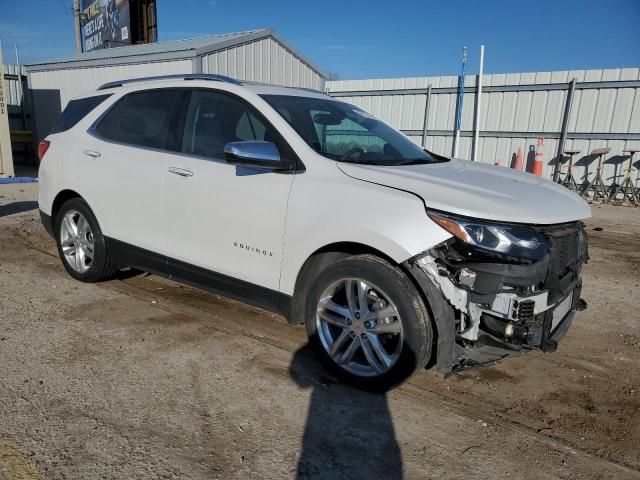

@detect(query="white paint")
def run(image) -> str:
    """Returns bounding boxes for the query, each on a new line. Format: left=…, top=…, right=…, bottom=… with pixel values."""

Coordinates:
left=338, top=157, right=591, bottom=225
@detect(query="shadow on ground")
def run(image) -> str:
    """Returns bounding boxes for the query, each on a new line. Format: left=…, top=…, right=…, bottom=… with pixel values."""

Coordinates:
left=0, top=201, right=38, bottom=218
left=289, top=345, right=403, bottom=480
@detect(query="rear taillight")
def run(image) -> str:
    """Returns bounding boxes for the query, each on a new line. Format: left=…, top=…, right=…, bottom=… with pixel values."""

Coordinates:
left=38, top=140, right=51, bottom=161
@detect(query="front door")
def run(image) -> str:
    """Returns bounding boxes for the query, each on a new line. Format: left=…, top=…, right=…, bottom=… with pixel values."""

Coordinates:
left=165, top=89, right=296, bottom=291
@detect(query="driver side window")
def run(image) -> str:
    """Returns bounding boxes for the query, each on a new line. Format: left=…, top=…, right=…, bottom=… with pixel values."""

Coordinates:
left=181, top=90, right=277, bottom=160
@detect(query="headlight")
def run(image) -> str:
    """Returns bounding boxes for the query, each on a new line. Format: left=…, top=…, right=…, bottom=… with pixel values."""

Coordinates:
left=428, top=211, right=549, bottom=263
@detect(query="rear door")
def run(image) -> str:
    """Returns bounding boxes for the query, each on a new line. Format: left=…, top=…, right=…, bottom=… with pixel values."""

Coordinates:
left=84, top=88, right=182, bottom=256
left=164, top=89, right=296, bottom=291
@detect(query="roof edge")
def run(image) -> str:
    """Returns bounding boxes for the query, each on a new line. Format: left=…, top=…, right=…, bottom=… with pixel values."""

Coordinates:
left=267, top=29, right=328, bottom=80
left=25, top=50, right=198, bottom=73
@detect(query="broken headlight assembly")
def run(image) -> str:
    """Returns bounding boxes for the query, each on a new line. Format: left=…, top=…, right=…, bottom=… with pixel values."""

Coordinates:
left=427, top=211, right=550, bottom=264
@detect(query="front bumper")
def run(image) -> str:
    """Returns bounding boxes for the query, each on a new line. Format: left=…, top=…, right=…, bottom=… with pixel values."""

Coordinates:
left=404, top=221, right=588, bottom=375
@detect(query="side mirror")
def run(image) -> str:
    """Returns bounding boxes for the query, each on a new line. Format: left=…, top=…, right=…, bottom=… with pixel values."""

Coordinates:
left=224, top=141, right=292, bottom=171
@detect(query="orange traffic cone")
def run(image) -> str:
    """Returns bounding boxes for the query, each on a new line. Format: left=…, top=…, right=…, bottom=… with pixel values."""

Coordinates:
left=513, top=147, right=524, bottom=171
left=533, top=137, right=544, bottom=176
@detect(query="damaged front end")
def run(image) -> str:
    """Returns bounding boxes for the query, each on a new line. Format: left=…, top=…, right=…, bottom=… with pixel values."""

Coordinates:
left=405, top=212, right=589, bottom=375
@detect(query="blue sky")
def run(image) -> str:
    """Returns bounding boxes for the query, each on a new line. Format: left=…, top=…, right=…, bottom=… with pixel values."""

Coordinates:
left=1, top=0, right=638, bottom=79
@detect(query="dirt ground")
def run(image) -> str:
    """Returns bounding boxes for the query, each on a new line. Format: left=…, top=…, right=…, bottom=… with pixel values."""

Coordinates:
left=0, top=183, right=639, bottom=480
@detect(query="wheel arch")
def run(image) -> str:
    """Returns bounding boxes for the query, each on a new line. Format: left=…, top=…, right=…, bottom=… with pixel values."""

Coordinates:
left=51, top=189, right=83, bottom=227
left=289, top=241, right=434, bottom=326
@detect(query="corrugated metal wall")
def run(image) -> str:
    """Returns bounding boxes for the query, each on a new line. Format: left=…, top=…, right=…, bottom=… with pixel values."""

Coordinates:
left=2, top=64, right=31, bottom=132
left=201, top=37, right=325, bottom=91
left=28, top=60, right=193, bottom=142
left=327, top=68, right=640, bottom=185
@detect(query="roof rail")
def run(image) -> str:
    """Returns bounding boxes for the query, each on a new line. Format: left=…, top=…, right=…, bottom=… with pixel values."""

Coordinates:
left=242, top=80, right=327, bottom=95
left=97, top=73, right=242, bottom=90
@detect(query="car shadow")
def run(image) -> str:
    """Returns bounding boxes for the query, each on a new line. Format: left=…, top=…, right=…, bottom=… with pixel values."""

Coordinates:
left=289, top=344, right=403, bottom=480
left=0, top=201, right=38, bottom=218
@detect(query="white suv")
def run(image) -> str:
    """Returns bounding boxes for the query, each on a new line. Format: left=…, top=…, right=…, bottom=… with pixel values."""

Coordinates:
left=38, top=74, right=590, bottom=390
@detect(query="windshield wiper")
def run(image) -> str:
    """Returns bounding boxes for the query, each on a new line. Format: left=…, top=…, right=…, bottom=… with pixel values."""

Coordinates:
left=395, top=159, right=433, bottom=166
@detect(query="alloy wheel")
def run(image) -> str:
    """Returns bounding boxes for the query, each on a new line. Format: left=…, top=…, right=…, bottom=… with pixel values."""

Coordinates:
left=60, top=210, right=94, bottom=273
left=315, top=278, right=404, bottom=377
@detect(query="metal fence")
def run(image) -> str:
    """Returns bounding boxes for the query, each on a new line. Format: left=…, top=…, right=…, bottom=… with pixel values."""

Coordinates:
left=327, top=68, right=640, bottom=185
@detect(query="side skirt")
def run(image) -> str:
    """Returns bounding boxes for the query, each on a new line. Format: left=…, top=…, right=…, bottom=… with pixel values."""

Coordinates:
left=105, top=237, right=292, bottom=319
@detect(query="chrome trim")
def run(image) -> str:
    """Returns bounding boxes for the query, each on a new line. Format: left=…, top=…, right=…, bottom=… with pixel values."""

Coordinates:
left=224, top=141, right=281, bottom=162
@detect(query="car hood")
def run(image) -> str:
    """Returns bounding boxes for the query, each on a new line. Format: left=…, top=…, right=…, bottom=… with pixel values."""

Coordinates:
left=338, top=158, right=591, bottom=224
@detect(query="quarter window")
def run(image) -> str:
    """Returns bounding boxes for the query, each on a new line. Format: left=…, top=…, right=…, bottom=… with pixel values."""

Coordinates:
left=51, top=94, right=112, bottom=134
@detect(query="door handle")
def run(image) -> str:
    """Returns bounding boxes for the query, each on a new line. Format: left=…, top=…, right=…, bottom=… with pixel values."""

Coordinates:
left=168, top=166, right=194, bottom=177
left=83, top=149, right=101, bottom=158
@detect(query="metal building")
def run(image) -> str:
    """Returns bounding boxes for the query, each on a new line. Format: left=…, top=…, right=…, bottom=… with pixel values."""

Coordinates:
left=26, top=28, right=326, bottom=142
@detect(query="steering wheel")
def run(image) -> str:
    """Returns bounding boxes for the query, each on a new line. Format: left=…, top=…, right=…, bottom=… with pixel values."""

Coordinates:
left=341, top=147, right=365, bottom=160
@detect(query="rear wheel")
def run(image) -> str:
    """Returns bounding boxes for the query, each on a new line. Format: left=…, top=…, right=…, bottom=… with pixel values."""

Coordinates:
left=305, top=254, right=433, bottom=391
left=55, top=198, right=118, bottom=282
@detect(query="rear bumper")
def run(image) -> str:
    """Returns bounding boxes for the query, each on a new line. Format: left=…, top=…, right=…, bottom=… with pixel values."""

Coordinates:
left=40, top=210, right=55, bottom=239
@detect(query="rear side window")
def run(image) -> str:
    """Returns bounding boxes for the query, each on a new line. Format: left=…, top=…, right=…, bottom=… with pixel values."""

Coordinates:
left=93, top=89, right=180, bottom=150
left=51, top=94, right=111, bottom=134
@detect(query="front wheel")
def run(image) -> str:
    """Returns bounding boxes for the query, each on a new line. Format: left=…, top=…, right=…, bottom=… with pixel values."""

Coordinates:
left=305, top=254, right=433, bottom=391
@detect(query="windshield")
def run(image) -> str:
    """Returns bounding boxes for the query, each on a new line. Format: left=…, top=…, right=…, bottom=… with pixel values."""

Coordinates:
left=260, top=94, right=444, bottom=166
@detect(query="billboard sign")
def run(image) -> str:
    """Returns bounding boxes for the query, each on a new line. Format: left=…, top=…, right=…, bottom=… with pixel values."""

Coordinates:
left=81, top=0, right=131, bottom=52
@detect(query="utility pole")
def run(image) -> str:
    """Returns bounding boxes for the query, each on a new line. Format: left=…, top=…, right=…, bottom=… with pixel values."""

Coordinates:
left=73, top=0, right=83, bottom=53
left=472, top=44, right=484, bottom=161
left=452, top=46, right=468, bottom=159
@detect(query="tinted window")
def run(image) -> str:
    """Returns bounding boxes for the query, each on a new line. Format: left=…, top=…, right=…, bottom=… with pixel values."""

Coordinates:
left=118, top=90, right=179, bottom=150
left=51, top=94, right=111, bottom=134
left=182, top=90, right=282, bottom=159
left=94, top=90, right=179, bottom=150
left=94, top=97, right=125, bottom=141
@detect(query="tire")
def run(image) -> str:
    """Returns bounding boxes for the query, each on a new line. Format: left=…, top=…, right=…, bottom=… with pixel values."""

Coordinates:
left=305, top=254, right=433, bottom=392
left=55, top=198, right=118, bottom=282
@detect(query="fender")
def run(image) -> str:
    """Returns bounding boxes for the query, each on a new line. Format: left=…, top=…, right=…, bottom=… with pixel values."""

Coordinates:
left=278, top=161, right=452, bottom=295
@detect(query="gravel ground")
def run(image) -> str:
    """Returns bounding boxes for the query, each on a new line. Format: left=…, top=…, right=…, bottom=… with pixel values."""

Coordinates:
left=0, top=183, right=639, bottom=480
